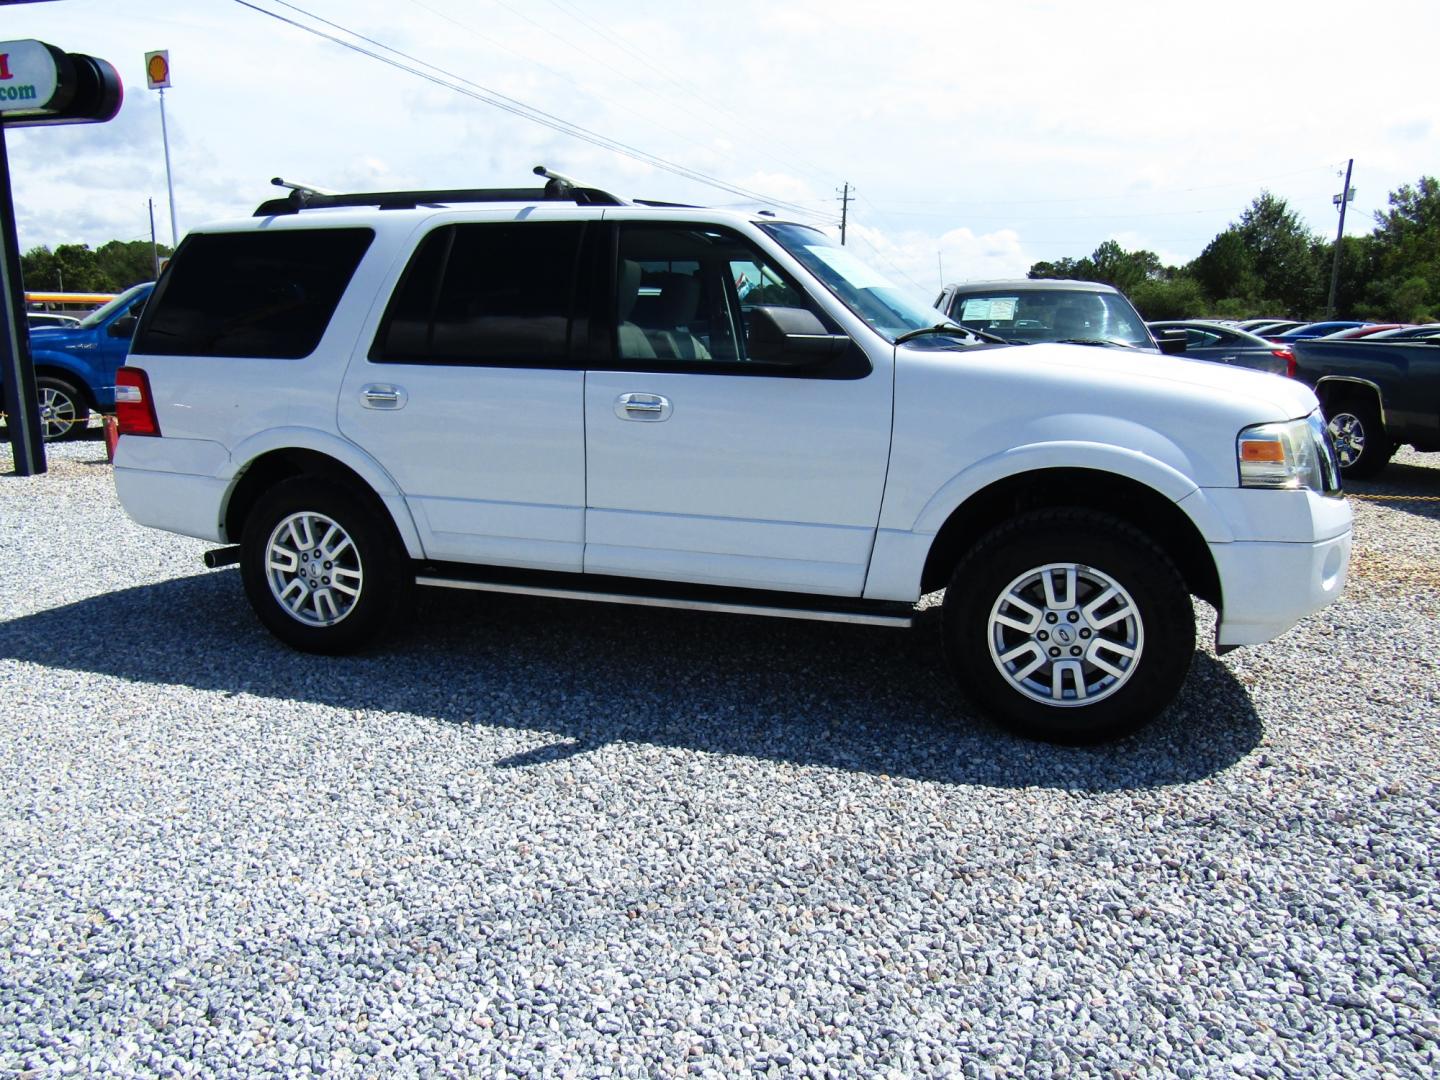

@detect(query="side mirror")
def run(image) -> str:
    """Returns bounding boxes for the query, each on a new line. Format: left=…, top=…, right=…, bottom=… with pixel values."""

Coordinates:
left=745, top=306, right=850, bottom=365
left=1155, top=331, right=1186, bottom=355
left=108, top=315, right=139, bottom=339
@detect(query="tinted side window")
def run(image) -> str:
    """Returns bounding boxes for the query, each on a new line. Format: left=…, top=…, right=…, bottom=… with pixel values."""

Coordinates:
left=373, top=222, right=583, bottom=365
left=616, top=224, right=824, bottom=366
left=135, top=229, right=373, bottom=358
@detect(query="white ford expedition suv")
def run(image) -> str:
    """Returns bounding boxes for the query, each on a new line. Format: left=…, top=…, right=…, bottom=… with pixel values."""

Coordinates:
left=111, top=171, right=1351, bottom=742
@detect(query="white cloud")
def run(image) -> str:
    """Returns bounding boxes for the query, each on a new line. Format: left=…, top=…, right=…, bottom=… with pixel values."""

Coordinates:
left=1, top=0, right=1435, bottom=270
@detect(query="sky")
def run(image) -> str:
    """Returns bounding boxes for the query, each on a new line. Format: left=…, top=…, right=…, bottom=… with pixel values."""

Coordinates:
left=2, top=0, right=1437, bottom=301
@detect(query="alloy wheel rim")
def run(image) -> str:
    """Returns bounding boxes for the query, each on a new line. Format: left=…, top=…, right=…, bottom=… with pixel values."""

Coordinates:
left=264, top=511, right=364, bottom=627
left=987, top=562, right=1144, bottom=707
left=1327, top=413, right=1364, bottom=467
left=39, top=387, right=78, bottom=439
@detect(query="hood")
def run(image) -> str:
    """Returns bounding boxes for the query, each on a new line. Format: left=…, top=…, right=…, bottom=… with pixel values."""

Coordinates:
left=933, top=340, right=1318, bottom=420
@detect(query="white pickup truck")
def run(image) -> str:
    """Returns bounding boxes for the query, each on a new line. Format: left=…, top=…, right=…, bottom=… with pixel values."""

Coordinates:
left=111, top=172, right=1351, bottom=742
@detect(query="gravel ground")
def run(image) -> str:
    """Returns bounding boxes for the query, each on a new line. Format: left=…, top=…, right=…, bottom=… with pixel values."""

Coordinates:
left=1, top=431, right=1437, bottom=1078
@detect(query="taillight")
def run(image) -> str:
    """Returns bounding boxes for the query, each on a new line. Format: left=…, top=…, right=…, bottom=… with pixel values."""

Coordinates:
left=1272, top=348, right=1296, bottom=378
left=115, top=366, right=161, bottom=436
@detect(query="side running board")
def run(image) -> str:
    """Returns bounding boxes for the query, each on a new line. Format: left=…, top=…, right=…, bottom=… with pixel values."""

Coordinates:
left=414, top=563, right=915, bottom=629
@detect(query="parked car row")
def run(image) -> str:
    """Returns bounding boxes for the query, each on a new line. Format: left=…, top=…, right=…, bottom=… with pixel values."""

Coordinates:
left=1145, top=321, right=1294, bottom=376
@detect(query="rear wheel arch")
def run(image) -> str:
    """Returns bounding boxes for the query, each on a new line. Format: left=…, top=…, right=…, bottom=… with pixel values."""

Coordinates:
left=919, top=467, right=1220, bottom=607
left=224, top=448, right=411, bottom=556
left=1315, top=379, right=1393, bottom=477
left=1314, top=377, right=1384, bottom=420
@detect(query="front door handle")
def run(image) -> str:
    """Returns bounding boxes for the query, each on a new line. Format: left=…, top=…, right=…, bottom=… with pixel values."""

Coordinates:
left=360, top=383, right=408, bottom=409
left=615, top=393, right=672, bottom=421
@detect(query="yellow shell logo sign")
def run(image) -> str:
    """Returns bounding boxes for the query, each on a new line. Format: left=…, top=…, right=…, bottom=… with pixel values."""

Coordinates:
left=145, top=50, right=170, bottom=89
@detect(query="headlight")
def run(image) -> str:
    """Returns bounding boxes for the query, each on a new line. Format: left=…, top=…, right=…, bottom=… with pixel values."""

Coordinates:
left=1237, top=412, right=1342, bottom=494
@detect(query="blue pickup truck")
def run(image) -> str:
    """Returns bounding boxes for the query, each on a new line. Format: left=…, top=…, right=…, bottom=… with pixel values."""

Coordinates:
left=4, top=282, right=153, bottom=440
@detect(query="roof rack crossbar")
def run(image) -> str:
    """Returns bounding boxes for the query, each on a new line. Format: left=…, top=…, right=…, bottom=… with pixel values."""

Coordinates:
left=255, top=177, right=626, bottom=217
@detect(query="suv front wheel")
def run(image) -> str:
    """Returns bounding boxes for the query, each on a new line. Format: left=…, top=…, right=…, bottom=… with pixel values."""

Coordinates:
left=943, top=509, right=1195, bottom=743
left=240, top=478, right=411, bottom=653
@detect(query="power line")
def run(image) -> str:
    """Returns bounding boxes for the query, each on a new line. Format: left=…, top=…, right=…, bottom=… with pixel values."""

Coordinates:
left=232, top=0, right=825, bottom=218
left=852, top=197, right=1339, bottom=222
left=868, top=162, right=1344, bottom=207
left=538, top=0, right=841, bottom=187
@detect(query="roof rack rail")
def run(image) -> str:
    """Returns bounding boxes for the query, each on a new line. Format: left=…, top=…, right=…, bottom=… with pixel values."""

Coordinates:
left=254, top=165, right=627, bottom=216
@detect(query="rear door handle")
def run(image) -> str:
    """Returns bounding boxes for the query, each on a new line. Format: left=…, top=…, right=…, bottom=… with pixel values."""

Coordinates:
left=360, top=383, right=408, bottom=409
left=615, top=393, right=672, bottom=421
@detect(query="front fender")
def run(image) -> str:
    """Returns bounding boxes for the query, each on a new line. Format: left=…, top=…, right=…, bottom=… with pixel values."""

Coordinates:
left=863, top=441, right=1235, bottom=603
left=910, top=440, right=1204, bottom=535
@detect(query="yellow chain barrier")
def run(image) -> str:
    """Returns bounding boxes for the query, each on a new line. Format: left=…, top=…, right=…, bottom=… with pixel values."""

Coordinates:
left=1349, top=492, right=1440, bottom=502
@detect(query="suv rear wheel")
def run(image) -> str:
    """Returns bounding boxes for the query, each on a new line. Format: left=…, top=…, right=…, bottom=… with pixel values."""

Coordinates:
left=240, top=478, right=411, bottom=653
left=943, top=509, right=1195, bottom=743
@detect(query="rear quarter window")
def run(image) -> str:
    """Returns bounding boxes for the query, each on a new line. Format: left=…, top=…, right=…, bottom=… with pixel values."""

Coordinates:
left=134, top=228, right=374, bottom=358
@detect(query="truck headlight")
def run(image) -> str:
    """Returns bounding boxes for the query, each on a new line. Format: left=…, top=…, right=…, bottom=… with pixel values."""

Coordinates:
left=1237, top=413, right=1342, bottom=494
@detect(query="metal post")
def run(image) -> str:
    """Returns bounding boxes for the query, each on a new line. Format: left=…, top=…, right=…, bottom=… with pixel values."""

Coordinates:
left=0, top=122, right=46, bottom=475
left=158, top=87, right=178, bottom=246
left=1326, top=158, right=1354, bottom=320
left=148, top=197, right=159, bottom=278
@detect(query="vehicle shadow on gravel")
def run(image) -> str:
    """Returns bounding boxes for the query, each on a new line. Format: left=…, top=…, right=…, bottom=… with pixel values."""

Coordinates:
left=0, top=572, right=1261, bottom=791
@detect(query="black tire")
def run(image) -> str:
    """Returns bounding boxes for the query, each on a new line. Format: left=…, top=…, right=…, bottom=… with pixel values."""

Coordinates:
left=1325, top=396, right=1393, bottom=479
left=942, top=508, right=1195, bottom=744
left=36, top=376, right=88, bottom=441
left=240, top=477, right=412, bottom=654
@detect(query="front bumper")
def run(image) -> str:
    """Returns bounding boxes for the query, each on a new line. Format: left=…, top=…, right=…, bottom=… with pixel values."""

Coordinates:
left=1211, top=529, right=1351, bottom=648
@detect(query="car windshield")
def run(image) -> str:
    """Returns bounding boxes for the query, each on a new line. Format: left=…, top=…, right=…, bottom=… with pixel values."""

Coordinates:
left=947, top=288, right=1153, bottom=348
left=77, top=282, right=150, bottom=330
left=760, top=222, right=953, bottom=343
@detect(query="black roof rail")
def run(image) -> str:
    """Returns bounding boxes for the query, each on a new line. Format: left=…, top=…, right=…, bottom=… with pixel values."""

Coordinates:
left=254, top=165, right=627, bottom=217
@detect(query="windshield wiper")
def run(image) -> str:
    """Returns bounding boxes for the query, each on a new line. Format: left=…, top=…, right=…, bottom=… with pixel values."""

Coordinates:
left=1054, top=338, right=1139, bottom=349
left=894, top=323, right=1009, bottom=346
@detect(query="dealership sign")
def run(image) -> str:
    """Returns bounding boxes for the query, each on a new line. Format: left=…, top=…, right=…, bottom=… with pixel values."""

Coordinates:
left=0, top=39, right=122, bottom=126
left=0, top=40, right=64, bottom=115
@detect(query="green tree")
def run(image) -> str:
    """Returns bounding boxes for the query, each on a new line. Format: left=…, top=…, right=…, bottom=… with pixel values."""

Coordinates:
left=95, top=240, right=166, bottom=289
left=1189, top=229, right=1258, bottom=309
left=1029, top=241, right=1163, bottom=295
left=21, top=243, right=106, bottom=292
left=1028, top=255, right=1093, bottom=280
left=1129, top=275, right=1207, bottom=320
left=1234, top=192, right=1319, bottom=316
left=20, top=239, right=169, bottom=293
left=1363, top=176, right=1440, bottom=321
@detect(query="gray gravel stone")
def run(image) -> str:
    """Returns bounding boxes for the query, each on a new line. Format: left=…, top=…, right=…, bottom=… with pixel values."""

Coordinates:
left=1, top=434, right=1437, bottom=1077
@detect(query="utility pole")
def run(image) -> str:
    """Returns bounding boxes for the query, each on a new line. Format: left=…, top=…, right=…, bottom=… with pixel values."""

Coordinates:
left=1326, top=158, right=1354, bottom=320
left=837, top=182, right=852, bottom=245
left=148, top=198, right=159, bottom=278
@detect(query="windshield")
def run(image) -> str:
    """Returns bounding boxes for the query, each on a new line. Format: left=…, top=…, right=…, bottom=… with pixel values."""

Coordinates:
left=760, top=222, right=952, bottom=343
left=948, top=287, right=1154, bottom=348
left=77, top=282, right=151, bottom=330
